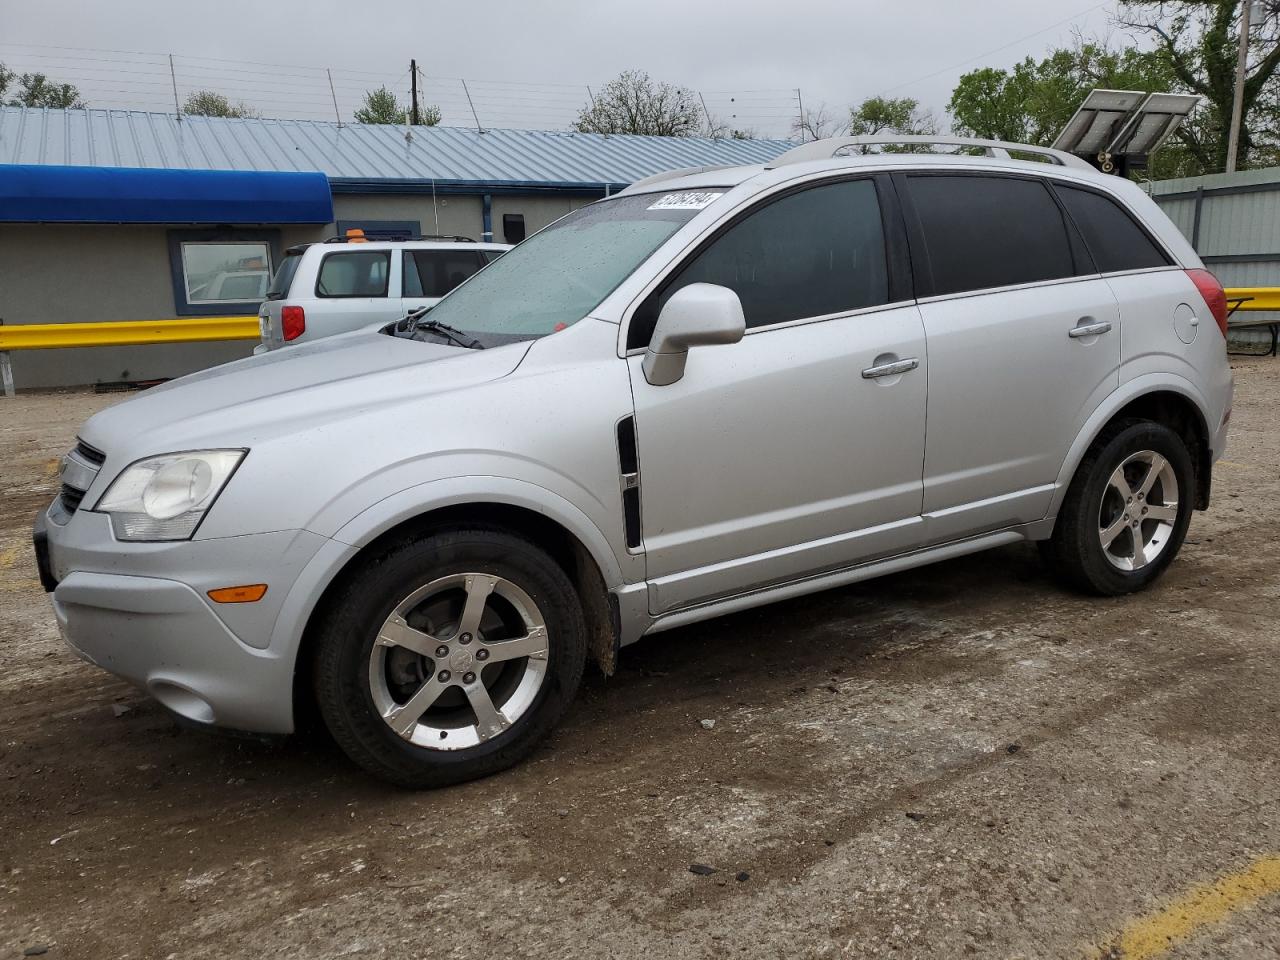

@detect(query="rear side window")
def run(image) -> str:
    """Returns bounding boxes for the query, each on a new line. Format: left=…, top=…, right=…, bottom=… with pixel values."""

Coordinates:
left=1055, top=185, right=1171, bottom=273
left=907, top=175, right=1075, bottom=297
left=629, top=178, right=888, bottom=348
left=403, top=250, right=490, bottom=298
left=316, top=251, right=390, bottom=298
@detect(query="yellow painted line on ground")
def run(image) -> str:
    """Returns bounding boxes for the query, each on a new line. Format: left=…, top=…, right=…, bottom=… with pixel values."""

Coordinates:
left=0, top=544, right=20, bottom=569
left=45, top=457, right=61, bottom=477
left=1094, top=854, right=1280, bottom=959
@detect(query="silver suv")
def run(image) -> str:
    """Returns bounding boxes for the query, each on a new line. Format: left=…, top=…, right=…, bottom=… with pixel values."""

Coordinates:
left=257, top=235, right=510, bottom=350
left=36, top=136, right=1234, bottom=787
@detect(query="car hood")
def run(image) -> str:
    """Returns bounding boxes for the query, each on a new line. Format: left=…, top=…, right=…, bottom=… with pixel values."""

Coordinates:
left=81, top=330, right=531, bottom=456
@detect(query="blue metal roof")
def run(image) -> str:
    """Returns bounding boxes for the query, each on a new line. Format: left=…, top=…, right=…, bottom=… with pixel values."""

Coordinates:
left=0, top=164, right=333, bottom=223
left=0, top=107, right=793, bottom=191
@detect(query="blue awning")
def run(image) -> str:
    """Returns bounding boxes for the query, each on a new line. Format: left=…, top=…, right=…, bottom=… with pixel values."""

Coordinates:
left=0, top=164, right=333, bottom=224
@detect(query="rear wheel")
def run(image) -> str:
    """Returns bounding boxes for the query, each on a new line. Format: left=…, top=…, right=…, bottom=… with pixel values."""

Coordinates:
left=1041, top=420, right=1195, bottom=595
left=312, top=529, right=586, bottom=787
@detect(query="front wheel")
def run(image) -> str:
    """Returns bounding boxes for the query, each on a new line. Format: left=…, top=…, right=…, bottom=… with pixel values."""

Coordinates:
left=1041, top=419, right=1195, bottom=596
left=312, top=529, right=587, bottom=788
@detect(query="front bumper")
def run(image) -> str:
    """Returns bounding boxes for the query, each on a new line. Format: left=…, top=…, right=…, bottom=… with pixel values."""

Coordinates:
left=40, top=503, right=336, bottom=734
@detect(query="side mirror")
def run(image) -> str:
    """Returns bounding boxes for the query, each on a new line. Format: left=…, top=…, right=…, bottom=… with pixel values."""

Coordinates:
left=642, top=283, right=746, bottom=386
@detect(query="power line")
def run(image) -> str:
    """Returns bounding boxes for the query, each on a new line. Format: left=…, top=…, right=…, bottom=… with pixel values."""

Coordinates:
left=879, top=0, right=1114, bottom=95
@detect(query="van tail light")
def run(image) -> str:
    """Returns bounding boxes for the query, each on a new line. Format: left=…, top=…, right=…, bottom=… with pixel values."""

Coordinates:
left=281, top=305, right=305, bottom=341
left=1186, top=269, right=1228, bottom=339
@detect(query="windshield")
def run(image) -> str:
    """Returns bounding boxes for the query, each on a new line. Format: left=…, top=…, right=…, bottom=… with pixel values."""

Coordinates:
left=417, top=191, right=724, bottom=346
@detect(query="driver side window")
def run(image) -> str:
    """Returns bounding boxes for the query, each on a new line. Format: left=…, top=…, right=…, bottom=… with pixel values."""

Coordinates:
left=627, top=178, right=889, bottom=350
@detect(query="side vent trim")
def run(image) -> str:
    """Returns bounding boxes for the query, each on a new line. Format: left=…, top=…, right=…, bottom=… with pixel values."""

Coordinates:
left=616, top=416, right=642, bottom=549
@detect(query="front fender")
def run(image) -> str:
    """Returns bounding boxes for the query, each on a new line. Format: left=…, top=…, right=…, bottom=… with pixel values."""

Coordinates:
left=1046, top=372, right=1211, bottom=519
left=328, top=474, right=632, bottom=589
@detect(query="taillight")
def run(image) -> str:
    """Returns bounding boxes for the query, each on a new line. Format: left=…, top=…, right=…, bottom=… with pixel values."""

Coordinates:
left=281, top=305, right=305, bottom=341
left=1186, top=269, right=1228, bottom=339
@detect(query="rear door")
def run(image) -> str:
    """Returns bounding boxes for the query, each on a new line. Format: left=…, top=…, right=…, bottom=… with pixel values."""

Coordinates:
left=898, top=172, right=1121, bottom=542
left=402, top=248, right=495, bottom=314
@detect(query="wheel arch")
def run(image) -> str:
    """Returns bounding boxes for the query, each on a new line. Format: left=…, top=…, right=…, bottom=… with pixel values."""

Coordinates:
left=290, top=486, right=627, bottom=730
left=1049, top=376, right=1213, bottom=521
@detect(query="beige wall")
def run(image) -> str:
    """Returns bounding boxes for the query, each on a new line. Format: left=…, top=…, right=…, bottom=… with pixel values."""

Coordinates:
left=491, top=194, right=597, bottom=242
left=332, top=194, right=483, bottom=239
left=1, top=189, right=605, bottom=389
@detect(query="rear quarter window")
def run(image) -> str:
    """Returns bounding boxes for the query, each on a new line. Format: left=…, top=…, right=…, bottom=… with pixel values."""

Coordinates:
left=1054, top=184, right=1172, bottom=273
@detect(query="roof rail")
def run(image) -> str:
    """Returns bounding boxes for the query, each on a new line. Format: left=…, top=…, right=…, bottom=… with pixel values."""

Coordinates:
left=622, top=163, right=739, bottom=193
left=764, top=135, right=1094, bottom=171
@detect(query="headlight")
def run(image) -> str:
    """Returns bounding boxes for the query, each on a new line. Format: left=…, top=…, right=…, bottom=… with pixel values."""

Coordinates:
left=95, top=450, right=246, bottom=541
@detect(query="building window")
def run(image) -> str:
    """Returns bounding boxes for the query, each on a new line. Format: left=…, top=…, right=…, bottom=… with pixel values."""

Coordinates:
left=167, top=230, right=280, bottom=316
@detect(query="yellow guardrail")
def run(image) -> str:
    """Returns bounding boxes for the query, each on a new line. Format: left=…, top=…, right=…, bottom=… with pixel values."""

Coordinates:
left=1225, top=287, right=1280, bottom=311
left=0, top=315, right=258, bottom=351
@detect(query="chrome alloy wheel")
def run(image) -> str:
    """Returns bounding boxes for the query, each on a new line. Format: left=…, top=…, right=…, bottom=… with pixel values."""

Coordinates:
left=368, top=573, right=550, bottom=750
left=1098, top=450, right=1180, bottom=572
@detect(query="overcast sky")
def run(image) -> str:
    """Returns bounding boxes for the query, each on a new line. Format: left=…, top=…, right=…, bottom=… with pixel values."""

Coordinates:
left=0, top=0, right=1125, bottom=138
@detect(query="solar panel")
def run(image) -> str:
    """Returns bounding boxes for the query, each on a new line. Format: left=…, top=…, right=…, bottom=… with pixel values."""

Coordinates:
left=1108, top=93, right=1200, bottom=156
left=1051, top=90, right=1147, bottom=155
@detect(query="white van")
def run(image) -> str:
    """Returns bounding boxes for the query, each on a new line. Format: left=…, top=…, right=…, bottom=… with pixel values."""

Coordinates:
left=257, top=235, right=510, bottom=349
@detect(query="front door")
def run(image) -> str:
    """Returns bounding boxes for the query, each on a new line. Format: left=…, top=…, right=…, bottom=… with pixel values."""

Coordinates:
left=625, top=177, right=929, bottom=615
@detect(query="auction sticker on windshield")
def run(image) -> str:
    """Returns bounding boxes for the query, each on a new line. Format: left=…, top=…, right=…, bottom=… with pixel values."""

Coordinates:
left=647, top=192, right=724, bottom=210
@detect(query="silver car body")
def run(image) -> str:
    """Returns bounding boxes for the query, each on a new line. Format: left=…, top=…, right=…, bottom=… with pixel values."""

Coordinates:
left=41, top=147, right=1234, bottom=734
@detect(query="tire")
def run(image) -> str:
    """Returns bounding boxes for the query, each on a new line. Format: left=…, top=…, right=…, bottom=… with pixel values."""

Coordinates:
left=1040, top=419, right=1195, bottom=596
left=312, top=528, right=587, bottom=788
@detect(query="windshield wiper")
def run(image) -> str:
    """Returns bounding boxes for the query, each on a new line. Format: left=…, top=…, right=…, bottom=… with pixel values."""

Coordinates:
left=405, top=308, right=485, bottom=349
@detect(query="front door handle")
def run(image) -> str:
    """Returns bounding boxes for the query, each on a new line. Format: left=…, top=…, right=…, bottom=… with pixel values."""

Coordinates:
left=861, top=357, right=919, bottom=379
left=1068, top=320, right=1113, bottom=339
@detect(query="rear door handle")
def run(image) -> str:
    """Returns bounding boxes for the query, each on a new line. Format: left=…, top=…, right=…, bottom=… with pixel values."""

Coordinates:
left=861, top=357, right=919, bottom=379
left=1068, top=320, right=1113, bottom=339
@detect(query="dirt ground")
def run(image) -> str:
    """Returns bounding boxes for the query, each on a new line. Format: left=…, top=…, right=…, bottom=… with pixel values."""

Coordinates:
left=2, top=359, right=1279, bottom=960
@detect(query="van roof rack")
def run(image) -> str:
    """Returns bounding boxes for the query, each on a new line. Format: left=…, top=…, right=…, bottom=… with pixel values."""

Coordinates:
left=318, top=233, right=478, bottom=244
left=764, top=135, right=1094, bottom=171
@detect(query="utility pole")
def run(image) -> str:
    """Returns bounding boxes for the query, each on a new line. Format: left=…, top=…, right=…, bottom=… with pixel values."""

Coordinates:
left=1226, top=0, right=1253, bottom=173
left=796, top=88, right=805, bottom=141
left=410, top=59, right=420, bottom=127
left=169, top=54, right=182, bottom=119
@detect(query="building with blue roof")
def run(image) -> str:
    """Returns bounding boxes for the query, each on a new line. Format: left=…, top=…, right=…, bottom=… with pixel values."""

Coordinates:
left=0, top=107, right=791, bottom=387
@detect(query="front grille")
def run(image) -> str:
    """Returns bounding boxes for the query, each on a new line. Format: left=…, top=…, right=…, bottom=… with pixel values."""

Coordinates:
left=58, top=439, right=106, bottom=516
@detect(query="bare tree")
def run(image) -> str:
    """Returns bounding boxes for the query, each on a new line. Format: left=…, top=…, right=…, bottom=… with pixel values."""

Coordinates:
left=575, top=70, right=702, bottom=137
left=791, top=103, right=846, bottom=141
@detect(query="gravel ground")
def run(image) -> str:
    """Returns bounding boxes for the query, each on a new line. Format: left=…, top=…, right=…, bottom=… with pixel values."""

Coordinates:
left=1, top=359, right=1278, bottom=959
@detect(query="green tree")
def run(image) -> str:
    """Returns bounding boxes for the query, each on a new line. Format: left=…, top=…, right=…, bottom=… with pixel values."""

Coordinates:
left=2, top=67, right=85, bottom=108
left=848, top=96, right=937, bottom=151
left=575, top=70, right=701, bottom=137
left=949, top=42, right=1165, bottom=145
left=183, top=90, right=258, bottom=118
left=947, top=40, right=1202, bottom=175
left=1116, top=1, right=1280, bottom=171
left=354, top=85, right=440, bottom=125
